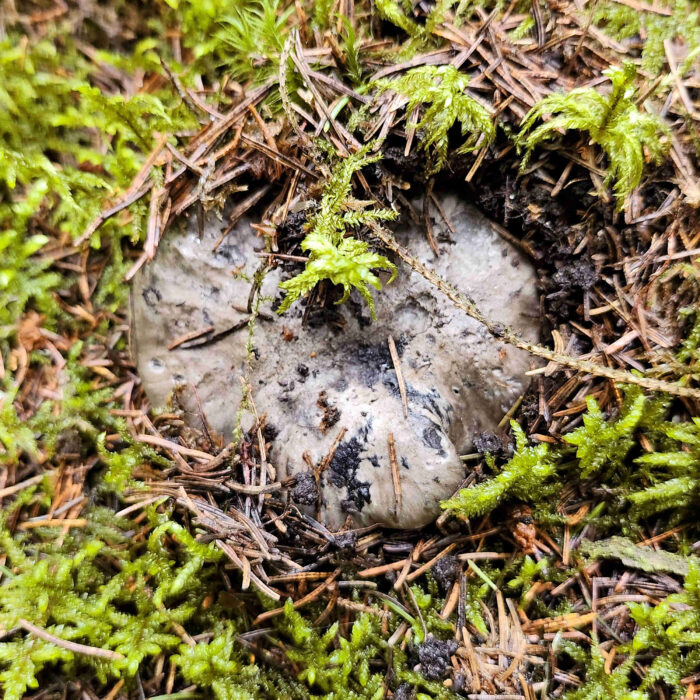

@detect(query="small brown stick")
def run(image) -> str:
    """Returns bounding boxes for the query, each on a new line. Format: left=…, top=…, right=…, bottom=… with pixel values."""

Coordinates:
left=213, top=184, right=274, bottom=251
left=78, top=182, right=152, bottom=245
left=406, top=542, right=458, bottom=583
left=240, top=134, right=318, bottom=179
left=423, top=181, right=440, bottom=256
left=531, top=0, right=546, bottom=47
left=167, top=325, right=215, bottom=351
left=248, top=103, right=283, bottom=179
left=358, top=559, right=409, bottom=578
left=268, top=571, right=330, bottom=583
left=226, top=481, right=281, bottom=495
left=215, top=540, right=280, bottom=600
left=145, top=185, right=165, bottom=260
left=135, top=434, right=212, bottom=461
left=440, top=580, right=461, bottom=620
left=462, top=627, right=482, bottom=692
left=394, top=540, right=425, bottom=591
left=19, top=619, right=124, bottom=660
left=319, top=427, right=348, bottom=474
left=102, top=679, right=125, bottom=700
left=160, top=58, right=200, bottom=117
left=253, top=569, right=341, bottom=624
left=388, top=432, right=402, bottom=514
left=18, top=518, right=87, bottom=530
left=393, top=554, right=414, bottom=592
left=198, top=443, right=236, bottom=472
left=465, top=142, right=489, bottom=182
left=290, top=31, right=360, bottom=153
left=0, top=474, right=45, bottom=499
left=551, top=161, right=574, bottom=198
left=429, top=191, right=456, bottom=235
left=387, top=335, right=408, bottom=418
left=77, top=134, right=168, bottom=244
left=370, top=223, right=700, bottom=400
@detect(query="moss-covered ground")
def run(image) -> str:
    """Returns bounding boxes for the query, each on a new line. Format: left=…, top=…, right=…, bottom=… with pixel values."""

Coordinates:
left=1, top=1, right=699, bottom=698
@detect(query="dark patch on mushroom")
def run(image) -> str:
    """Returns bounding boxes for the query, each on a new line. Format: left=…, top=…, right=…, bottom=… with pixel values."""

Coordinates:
left=328, top=423, right=373, bottom=512
left=142, top=286, right=162, bottom=307
left=422, top=425, right=446, bottom=456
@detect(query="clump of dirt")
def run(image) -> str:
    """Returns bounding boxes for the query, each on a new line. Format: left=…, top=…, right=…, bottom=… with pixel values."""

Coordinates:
left=432, top=554, right=461, bottom=592
left=416, top=637, right=459, bottom=680
left=473, top=431, right=512, bottom=459
left=327, top=425, right=373, bottom=513
left=317, top=390, right=341, bottom=433
left=291, top=472, right=318, bottom=505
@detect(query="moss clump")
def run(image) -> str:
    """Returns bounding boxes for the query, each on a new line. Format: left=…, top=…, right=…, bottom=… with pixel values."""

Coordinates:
left=442, top=387, right=698, bottom=536
left=375, top=64, right=495, bottom=174
left=0, top=497, right=469, bottom=699
left=277, top=145, right=397, bottom=318
left=593, top=0, right=700, bottom=74
left=517, top=63, right=669, bottom=208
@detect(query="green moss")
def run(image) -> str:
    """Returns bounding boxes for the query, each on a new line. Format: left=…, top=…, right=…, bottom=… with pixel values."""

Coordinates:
left=375, top=64, right=495, bottom=174
left=558, top=641, right=644, bottom=700
left=593, top=0, right=700, bottom=75
left=441, top=420, right=557, bottom=518
left=0, top=506, right=468, bottom=699
left=558, top=563, right=700, bottom=699
left=517, top=63, right=669, bottom=208
left=442, top=387, right=698, bottom=536
left=277, top=144, right=397, bottom=318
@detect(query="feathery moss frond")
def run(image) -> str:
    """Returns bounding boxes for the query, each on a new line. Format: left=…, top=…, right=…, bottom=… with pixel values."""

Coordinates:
left=277, top=145, right=397, bottom=319
left=217, top=0, right=294, bottom=85
left=441, top=421, right=556, bottom=518
left=375, top=0, right=426, bottom=40
left=630, top=416, right=700, bottom=521
left=558, top=642, right=645, bottom=700
left=627, top=562, right=700, bottom=694
left=593, top=0, right=700, bottom=75
left=376, top=64, right=495, bottom=174
left=517, top=63, right=669, bottom=208
left=564, top=392, right=646, bottom=479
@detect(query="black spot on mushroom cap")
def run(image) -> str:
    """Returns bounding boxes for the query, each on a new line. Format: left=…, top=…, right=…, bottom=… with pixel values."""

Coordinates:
left=328, top=422, right=373, bottom=512
left=422, top=425, right=446, bottom=456
left=142, top=286, right=162, bottom=307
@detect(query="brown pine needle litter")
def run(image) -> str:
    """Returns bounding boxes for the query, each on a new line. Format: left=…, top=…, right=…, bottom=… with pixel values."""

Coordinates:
left=1, top=0, right=699, bottom=698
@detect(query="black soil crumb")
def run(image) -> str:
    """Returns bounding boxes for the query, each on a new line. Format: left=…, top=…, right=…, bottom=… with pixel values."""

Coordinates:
left=333, top=531, right=358, bottom=551
left=290, top=472, right=318, bottom=505
left=317, top=390, right=340, bottom=433
left=393, top=683, right=416, bottom=700
left=552, top=259, right=599, bottom=291
left=473, top=431, right=512, bottom=459
left=417, top=637, right=459, bottom=680
left=277, top=210, right=307, bottom=247
left=432, top=555, right=461, bottom=593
